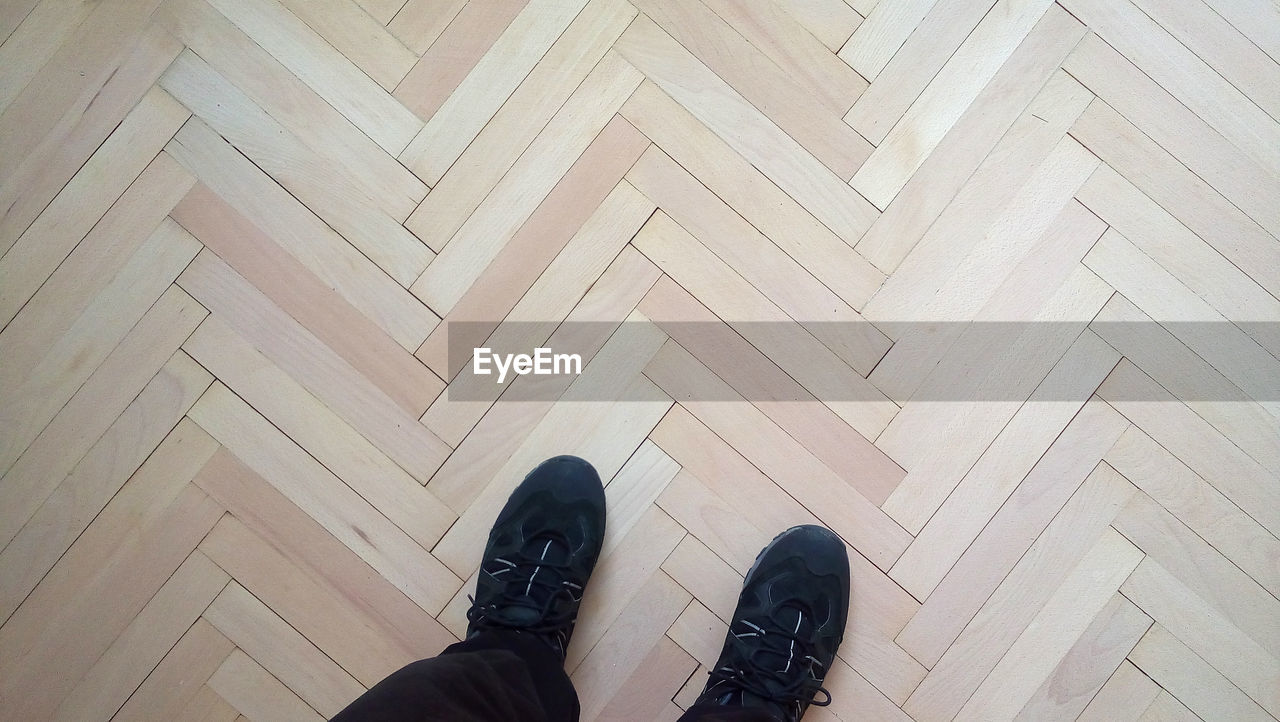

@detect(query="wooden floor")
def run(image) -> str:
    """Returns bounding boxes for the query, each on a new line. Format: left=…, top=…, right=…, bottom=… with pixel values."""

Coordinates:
left=2, top=0, right=1278, bottom=719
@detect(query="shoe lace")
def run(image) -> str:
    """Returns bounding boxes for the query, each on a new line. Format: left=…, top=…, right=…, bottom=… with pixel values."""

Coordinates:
left=706, top=601, right=833, bottom=720
left=465, top=531, right=582, bottom=636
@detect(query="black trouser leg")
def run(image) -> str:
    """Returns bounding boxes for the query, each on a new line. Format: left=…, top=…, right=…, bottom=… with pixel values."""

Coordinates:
left=676, top=704, right=784, bottom=722
left=331, top=630, right=579, bottom=722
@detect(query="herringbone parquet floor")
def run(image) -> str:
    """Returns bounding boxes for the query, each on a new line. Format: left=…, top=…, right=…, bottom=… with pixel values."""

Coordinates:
left=1, top=0, right=1278, bottom=719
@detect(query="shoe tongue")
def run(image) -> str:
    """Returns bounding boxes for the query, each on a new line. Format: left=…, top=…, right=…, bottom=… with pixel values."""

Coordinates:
left=494, top=598, right=543, bottom=626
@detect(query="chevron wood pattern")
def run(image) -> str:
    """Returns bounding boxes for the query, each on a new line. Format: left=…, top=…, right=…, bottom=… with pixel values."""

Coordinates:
left=1, top=0, right=1277, bottom=719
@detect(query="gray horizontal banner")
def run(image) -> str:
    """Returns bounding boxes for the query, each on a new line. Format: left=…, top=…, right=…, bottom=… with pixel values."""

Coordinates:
left=443, top=321, right=1280, bottom=402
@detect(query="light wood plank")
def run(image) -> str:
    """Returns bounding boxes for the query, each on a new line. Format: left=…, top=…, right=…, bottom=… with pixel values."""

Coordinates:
left=632, top=211, right=896, bottom=439
left=404, top=0, right=636, bottom=252
left=1122, top=557, right=1280, bottom=717
left=387, top=0, right=468, bottom=55
left=391, top=0, right=524, bottom=110
left=775, top=0, right=862, bottom=51
left=203, top=582, right=366, bottom=718
left=1128, top=624, right=1274, bottom=722
left=189, top=383, right=462, bottom=615
left=177, top=250, right=450, bottom=482
left=408, top=51, right=643, bottom=311
left=206, top=0, right=422, bottom=154
left=1078, top=660, right=1162, bottom=722
left=399, top=0, right=590, bottom=184
left=1016, top=594, right=1152, bottom=720
left=955, top=529, right=1144, bottom=721
left=620, top=80, right=884, bottom=310
left=838, top=0, right=938, bottom=80
left=208, top=649, right=323, bottom=722
left=166, top=118, right=437, bottom=350
left=114, top=619, right=235, bottom=722
left=161, top=52, right=433, bottom=285
left=278, top=0, right=417, bottom=91
left=614, top=16, right=879, bottom=246
left=631, top=0, right=870, bottom=179
left=597, top=635, right=699, bottom=722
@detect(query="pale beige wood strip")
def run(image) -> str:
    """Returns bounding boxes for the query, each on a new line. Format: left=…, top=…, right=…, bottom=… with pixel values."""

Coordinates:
left=614, top=17, right=878, bottom=246
left=1140, top=690, right=1201, bottom=722
left=956, top=530, right=1144, bottom=721
left=392, top=0, right=525, bottom=111
left=161, top=53, right=433, bottom=286
left=889, top=329, right=1121, bottom=599
left=843, top=0, right=1005, bottom=144
left=862, top=73, right=1093, bottom=321
left=189, top=383, right=461, bottom=614
left=597, top=635, right=698, bottom=722
left=856, top=9, right=1086, bottom=273
left=184, top=316, right=456, bottom=549
left=1062, top=0, right=1280, bottom=176
left=628, top=148, right=890, bottom=375
left=838, top=0, right=937, bottom=80
left=0, top=483, right=223, bottom=720
left=777, top=0, right=862, bottom=51
left=57, top=551, right=229, bottom=720
left=867, top=140, right=1102, bottom=405
left=208, top=649, right=323, bottom=722
left=1071, top=98, right=1280, bottom=298
left=387, top=0, right=467, bottom=55
left=0, top=213, right=200, bottom=481
left=667, top=598, right=728, bottom=667
left=631, top=0, right=870, bottom=179
left=203, top=582, right=365, bottom=718
left=0, top=417, right=218, bottom=631
left=1112, top=491, right=1280, bottom=660
left=156, top=0, right=426, bottom=221
left=1077, top=165, right=1280, bottom=358
left=405, top=0, right=636, bottom=253
left=643, top=339, right=910, bottom=571
left=415, top=113, right=650, bottom=380
left=114, top=619, right=235, bottom=722
left=648, top=405, right=924, bottom=704
left=1205, top=0, right=1280, bottom=64
left=902, top=467, right=1138, bottom=720
left=701, top=0, right=866, bottom=112
left=0, top=86, right=188, bottom=328
left=0, top=21, right=179, bottom=253
left=1129, top=624, right=1274, bottom=722
left=1065, top=32, right=1280, bottom=238
left=895, top=401, right=1131, bottom=666
left=851, top=0, right=1057, bottom=208
left=359, top=0, right=404, bottom=24
left=176, top=250, right=449, bottom=481
left=430, top=316, right=671, bottom=575
left=0, top=0, right=102, bottom=127
left=399, top=0, right=590, bottom=184
left=1122, top=557, right=1280, bottom=716
left=0, top=0, right=45, bottom=53
left=1105, top=426, right=1280, bottom=597
left=1091, top=294, right=1280, bottom=477
left=194, top=458, right=457, bottom=687
left=279, top=0, right=417, bottom=90
left=1099, top=360, right=1280, bottom=538
left=206, top=0, right=422, bottom=154
left=420, top=181, right=656, bottom=447
left=598, top=440, right=681, bottom=557
left=0, top=285, right=204, bottom=552
left=0, top=0, right=166, bottom=184
left=1078, top=660, right=1162, bottom=722
left=0, top=154, right=194, bottom=410
left=565, top=504, right=685, bottom=672
left=1086, top=233, right=1280, bottom=426
left=408, top=51, right=642, bottom=312
left=570, top=570, right=691, bottom=722
left=167, top=119, right=437, bottom=350
left=639, top=276, right=905, bottom=507
left=846, top=0, right=877, bottom=16
left=1015, top=594, right=1152, bottom=720
left=877, top=260, right=1113, bottom=491
left=632, top=212, right=896, bottom=440
left=172, top=183, right=441, bottom=415
left=0, top=353, right=212, bottom=622
left=620, top=81, right=884, bottom=311
left=424, top=246, right=659, bottom=511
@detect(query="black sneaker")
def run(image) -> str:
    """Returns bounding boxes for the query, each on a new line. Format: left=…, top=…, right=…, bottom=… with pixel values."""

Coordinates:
left=464, top=455, right=606, bottom=661
left=693, top=525, right=850, bottom=722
